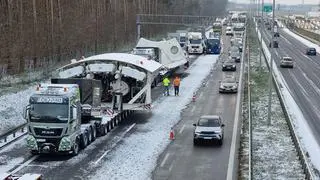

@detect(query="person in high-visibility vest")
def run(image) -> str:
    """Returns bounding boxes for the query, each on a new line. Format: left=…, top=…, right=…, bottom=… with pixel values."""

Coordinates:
left=162, top=76, right=171, bottom=96
left=173, top=75, right=181, bottom=96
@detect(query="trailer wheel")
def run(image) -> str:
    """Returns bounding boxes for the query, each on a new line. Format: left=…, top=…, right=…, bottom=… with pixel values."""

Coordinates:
left=80, top=133, right=88, bottom=149
left=107, top=122, right=111, bottom=132
left=101, top=124, right=107, bottom=136
left=92, top=126, right=97, bottom=141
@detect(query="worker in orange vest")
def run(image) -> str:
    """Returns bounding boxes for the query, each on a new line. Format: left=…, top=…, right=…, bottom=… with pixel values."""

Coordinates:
left=173, top=75, right=181, bottom=96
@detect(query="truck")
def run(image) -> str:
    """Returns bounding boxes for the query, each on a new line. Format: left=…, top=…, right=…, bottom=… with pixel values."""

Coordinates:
left=205, top=37, right=221, bottom=54
left=186, top=32, right=206, bottom=54
left=133, top=38, right=189, bottom=76
left=24, top=53, right=162, bottom=155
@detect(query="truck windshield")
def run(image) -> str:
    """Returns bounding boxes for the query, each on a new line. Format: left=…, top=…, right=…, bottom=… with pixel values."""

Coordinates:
left=180, top=37, right=186, bottom=42
left=189, top=39, right=202, bottom=44
left=29, top=103, right=69, bottom=123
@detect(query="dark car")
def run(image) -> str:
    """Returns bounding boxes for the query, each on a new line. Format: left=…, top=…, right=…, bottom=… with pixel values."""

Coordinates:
left=222, top=61, right=236, bottom=71
left=269, top=41, right=278, bottom=48
left=274, top=32, right=280, bottom=37
left=306, top=47, right=316, bottom=56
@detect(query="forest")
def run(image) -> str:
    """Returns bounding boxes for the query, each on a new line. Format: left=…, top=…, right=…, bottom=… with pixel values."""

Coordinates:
left=0, top=0, right=227, bottom=77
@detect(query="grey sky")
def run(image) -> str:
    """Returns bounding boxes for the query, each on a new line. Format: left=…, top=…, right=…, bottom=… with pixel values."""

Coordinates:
left=229, top=0, right=319, bottom=5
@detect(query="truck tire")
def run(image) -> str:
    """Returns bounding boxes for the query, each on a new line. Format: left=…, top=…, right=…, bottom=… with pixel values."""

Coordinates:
left=87, top=129, right=92, bottom=144
left=72, top=140, right=80, bottom=156
left=101, top=124, right=107, bottom=136
left=80, top=133, right=88, bottom=149
left=30, top=150, right=39, bottom=155
left=92, top=126, right=97, bottom=141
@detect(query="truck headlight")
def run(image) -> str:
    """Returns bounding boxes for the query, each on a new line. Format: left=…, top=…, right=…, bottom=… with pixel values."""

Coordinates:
left=222, top=65, right=226, bottom=67
left=26, top=135, right=38, bottom=150
left=59, top=137, right=72, bottom=151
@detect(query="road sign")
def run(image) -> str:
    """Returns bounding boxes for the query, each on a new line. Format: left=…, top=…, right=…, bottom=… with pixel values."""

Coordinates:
left=263, top=5, right=272, bottom=12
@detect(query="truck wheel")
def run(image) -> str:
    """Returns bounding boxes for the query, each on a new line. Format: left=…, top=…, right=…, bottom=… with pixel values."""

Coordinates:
left=80, top=133, right=88, bottom=149
left=107, top=122, right=111, bottom=132
left=92, top=127, right=97, bottom=141
left=30, top=150, right=39, bottom=155
left=72, top=141, right=79, bottom=156
left=87, top=129, right=92, bottom=144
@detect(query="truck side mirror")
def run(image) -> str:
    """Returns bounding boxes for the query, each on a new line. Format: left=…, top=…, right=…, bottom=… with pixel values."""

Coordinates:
left=23, top=105, right=30, bottom=119
left=72, top=107, right=77, bottom=120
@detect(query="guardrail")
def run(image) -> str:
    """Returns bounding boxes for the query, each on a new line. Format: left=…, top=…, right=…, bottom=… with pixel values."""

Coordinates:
left=0, top=123, right=27, bottom=149
left=255, top=20, right=315, bottom=180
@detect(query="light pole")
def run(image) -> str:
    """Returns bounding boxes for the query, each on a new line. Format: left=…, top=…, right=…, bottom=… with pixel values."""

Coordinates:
left=267, top=0, right=276, bottom=126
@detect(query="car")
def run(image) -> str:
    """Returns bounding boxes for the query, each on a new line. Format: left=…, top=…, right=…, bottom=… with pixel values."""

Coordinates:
left=222, top=60, right=236, bottom=71
left=267, top=25, right=271, bottom=30
left=229, top=46, right=241, bottom=62
left=226, top=26, right=233, bottom=36
left=269, top=40, right=278, bottom=48
left=306, top=47, right=316, bottom=55
left=280, top=57, right=294, bottom=68
left=219, top=74, right=238, bottom=93
left=193, top=115, right=225, bottom=146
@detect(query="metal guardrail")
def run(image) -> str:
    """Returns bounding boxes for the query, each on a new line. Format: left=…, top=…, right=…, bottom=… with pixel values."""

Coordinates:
left=256, top=21, right=315, bottom=180
left=0, top=123, right=27, bottom=149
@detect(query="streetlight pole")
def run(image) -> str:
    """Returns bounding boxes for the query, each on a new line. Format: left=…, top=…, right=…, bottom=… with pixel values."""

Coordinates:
left=267, top=0, right=276, bottom=126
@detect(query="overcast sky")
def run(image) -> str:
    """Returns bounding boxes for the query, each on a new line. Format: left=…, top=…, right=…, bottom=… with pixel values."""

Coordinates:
left=230, top=0, right=319, bottom=5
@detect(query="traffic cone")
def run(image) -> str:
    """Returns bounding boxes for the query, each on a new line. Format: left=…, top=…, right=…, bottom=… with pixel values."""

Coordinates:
left=192, top=93, right=196, bottom=102
left=169, top=128, right=175, bottom=140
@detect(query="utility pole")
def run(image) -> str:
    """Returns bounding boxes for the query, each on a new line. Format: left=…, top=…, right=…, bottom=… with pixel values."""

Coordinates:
left=259, top=0, right=263, bottom=71
left=267, top=0, right=276, bottom=126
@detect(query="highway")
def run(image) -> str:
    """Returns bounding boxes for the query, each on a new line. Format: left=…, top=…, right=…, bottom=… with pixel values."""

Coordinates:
left=260, top=22, right=320, bottom=145
left=0, top=29, right=244, bottom=179
left=152, top=31, right=244, bottom=180
left=0, top=55, right=204, bottom=179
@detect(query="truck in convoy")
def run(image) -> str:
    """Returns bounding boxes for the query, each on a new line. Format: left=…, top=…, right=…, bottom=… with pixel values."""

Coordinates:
left=186, top=32, right=206, bottom=54
left=133, top=38, right=189, bottom=76
left=205, top=37, right=221, bottom=54
left=176, top=30, right=188, bottom=47
left=24, top=53, right=162, bottom=155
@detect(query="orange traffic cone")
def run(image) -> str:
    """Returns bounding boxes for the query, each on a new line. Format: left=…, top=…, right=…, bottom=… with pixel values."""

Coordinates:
left=169, top=128, right=175, bottom=140
left=192, top=93, right=196, bottom=102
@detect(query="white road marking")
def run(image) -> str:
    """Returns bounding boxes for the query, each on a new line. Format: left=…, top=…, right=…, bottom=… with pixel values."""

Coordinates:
left=169, top=163, right=174, bottom=172
left=25, top=164, right=49, bottom=168
left=179, top=125, right=185, bottom=134
left=226, top=33, right=246, bottom=180
left=94, top=123, right=136, bottom=165
left=303, top=54, right=312, bottom=61
left=10, top=155, right=39, bottom=174
left=160, top=153, right=170, bottom=167
left=275, top=50, right=279, bottom=57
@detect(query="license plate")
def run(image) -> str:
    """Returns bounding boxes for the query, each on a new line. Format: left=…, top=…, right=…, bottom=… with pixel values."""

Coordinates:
left=203, top=137, right=212, bottom=140
left=36, top=139, right=46, bottom=142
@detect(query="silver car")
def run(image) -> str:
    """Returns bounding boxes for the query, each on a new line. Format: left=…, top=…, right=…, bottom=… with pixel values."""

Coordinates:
left=219, top=75, right=238, bottom=93
left=193, top=115, right=225, bottom=146
left=280, top=57, right=294, bottom=68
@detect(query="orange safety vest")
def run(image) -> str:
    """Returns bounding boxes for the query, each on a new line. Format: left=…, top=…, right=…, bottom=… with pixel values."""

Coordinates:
left=173, top=77, right=181, bottom=86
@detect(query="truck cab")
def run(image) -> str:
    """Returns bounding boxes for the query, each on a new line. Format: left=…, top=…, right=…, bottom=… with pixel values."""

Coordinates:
left=186, top=32, right=205, bottom=54
left=24, top=84, right=82, bottom=155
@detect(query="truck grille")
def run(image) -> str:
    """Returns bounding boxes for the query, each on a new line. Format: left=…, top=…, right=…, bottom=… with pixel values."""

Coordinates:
left=192, top=46, right=199, bottom=48
left=34, top=127, right=63, bottom=136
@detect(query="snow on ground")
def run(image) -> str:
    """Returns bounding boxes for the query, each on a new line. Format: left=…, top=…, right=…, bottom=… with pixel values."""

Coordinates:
left=0, top=87, right=35, bottom=135
left=249, top=24, right=305, bottom=179
left=255, top=20, right=320, bottom=177
left=283, top=28, right=320, bottom=52
left=89, top=55, right=218, bottom=180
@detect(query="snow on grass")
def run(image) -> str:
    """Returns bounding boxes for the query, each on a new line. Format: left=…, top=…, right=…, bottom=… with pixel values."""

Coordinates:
left=248, top=23, right=305, bottom=179
left=0, top=156, right=24, bottom=174
left=0, top=87, right=35, bottom=135
left=88, top=55, right=218, bottom=180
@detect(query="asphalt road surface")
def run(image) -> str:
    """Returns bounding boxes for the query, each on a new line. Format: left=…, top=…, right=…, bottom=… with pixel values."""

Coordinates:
left=152, top=30, right=244, bottom=180
left=260, top=23, right=320, bottom=145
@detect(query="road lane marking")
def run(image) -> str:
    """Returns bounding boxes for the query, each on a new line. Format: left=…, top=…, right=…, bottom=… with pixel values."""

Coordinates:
left=169, top=163, right=174, bottom=172
left=94, top=123, right=136, bottom=165
left=179, top=125, right=185, bottom=134
left=226, top=32, right=245, bottom=180
left=275, top=50, right=279, bottom=57
left=160, top=153, right=170, bottom=167
left=10, top=155, right=39, bottom=174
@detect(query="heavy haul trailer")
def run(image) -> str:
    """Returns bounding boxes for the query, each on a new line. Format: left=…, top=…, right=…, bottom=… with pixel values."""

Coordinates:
left=24, top=53, right=162, bottom=156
